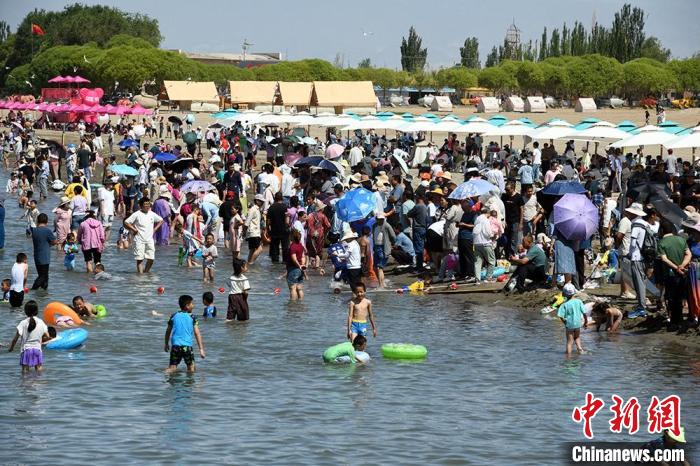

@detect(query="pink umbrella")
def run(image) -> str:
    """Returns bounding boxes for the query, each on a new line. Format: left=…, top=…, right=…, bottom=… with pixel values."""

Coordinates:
left=115, top=105, right=130, bottom=115
left=129, top=104, right=149, bottom=115
left=284, top=153, right=302, bottom=166
left=92, top=105, right=108, bottom=113
left=103, top=104, right=117, bottom=114
left=72, top=76, right=90, bottom=84
left=325, top=143, right=345, bottom=159
left=54, top=104, right=72, bottom=113
left=6, top=102, right=19, bottom=109
left=36, top=102, right=50, bottom=111
left=45, top=103, right=59, bottom=112
left=0, top=101, right=7, bottom=108
left=68, top=104, right=81, bottom=112
left=48, top=76, right=67, bottom=83
left=77, top=104, right=96, bottom=112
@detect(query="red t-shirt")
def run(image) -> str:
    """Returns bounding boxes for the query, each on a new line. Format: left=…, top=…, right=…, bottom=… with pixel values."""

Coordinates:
left=288, top=242, right=304, bottom=270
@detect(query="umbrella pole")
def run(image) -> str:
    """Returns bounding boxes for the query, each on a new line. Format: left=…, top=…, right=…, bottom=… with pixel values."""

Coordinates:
left=693, top=148, right=696, bottom=165
left=594, top=141, right=599, bottom=155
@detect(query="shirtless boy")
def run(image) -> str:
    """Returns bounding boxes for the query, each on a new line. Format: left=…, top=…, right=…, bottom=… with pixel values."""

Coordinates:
left=347, top=282, right=377, bottom=341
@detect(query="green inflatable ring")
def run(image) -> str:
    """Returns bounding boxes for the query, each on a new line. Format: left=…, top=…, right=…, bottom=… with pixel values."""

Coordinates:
left=94, top=304, right=107, bottom=318
left=381, top=343, right=428, bottom=360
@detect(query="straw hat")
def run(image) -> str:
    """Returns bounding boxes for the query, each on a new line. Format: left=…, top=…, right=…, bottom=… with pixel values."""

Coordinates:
left=437, top=171, right=452, bottom=181
left=58, top=196, right=71, bottom=207
left=133, top=158, right=144, bottom=166
left=158, top=187, right=172, bottom=200
left=625, top=202, right=646, bottom=217
left=429, top=187, right=445, bottom=196
left=254, top=194, right=265, bottom=203
left=375, top=173, right=390, bottom=186
left=156, top=175, right=167, bottom=185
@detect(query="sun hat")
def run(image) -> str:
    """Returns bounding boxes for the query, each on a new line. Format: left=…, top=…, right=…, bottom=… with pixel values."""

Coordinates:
left=625, top=202, right=646, bottom=217
left=683, top=221, right=700, bottom=234
left=440, top=171, right=453, bottom=181
left=376, top=212, right=386, bottom=219
left=562, top=283, right=577, bottom=298
left=210, top=148, right=218, bottom=154
left=666, top=427, right=685, bottom=443
left=375, top=173, right=390, bottom=186
left=159, top=187, right=172, bottom=200
left=341, top=229, right=358, bottom=241
left=254, top=194, right=265, bottom=203
left=58, top=196, right=71, bottom=207
left=429, top=187, right=444, bottom=196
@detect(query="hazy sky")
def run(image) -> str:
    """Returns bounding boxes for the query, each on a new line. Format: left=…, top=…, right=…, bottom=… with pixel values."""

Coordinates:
left=2, top=0, right=697, bottom=68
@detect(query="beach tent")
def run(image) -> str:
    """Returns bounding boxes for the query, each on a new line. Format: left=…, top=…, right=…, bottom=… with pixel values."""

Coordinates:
left=575, top=98, right=597, bottom=112
left=229, top=81, right=277, bottom=109
left=162, top=81, right=219, bottom=111
left=276, top=82, right=313, bottom=108
left=504, top=96, right=524, bottom=112
left=311, top=81, right=377, bottom=114
left=525, top=96, right=547, bottom=113
left=477, top=97, right=500, bottom=113
left=430, top=96, right=453, bottom=113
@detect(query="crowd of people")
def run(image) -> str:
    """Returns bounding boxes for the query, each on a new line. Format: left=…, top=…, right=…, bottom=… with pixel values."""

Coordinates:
left=2, top=108, right=700, bottom=372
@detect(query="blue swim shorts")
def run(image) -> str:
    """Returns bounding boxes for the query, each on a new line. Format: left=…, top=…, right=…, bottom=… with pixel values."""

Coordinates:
left=351, top=320, right=368, bottom=336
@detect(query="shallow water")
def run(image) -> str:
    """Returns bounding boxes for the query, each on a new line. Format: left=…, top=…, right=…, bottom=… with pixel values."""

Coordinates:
left=0, top=181, right=698, bottom=465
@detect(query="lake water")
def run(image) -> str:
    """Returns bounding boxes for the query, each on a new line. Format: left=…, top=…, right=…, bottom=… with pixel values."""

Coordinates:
left=0, top=182, right=698, bottom=465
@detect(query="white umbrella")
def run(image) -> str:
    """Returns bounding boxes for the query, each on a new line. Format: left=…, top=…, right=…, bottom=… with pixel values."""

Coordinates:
left=449, top=120, right=496, bottom=134
left=399, top=119, right=439, bottom=132
left=664, top=126, right=700, bottom=149
left=609, top=125, right=678, bottom=148
left=530, top=120, right=575, bottom=140
left=313, top=115, right=357, bottom=127
left=392, top=149, right=410, bottom=175
left=341, top=117, right=381, bottom=131
left=133, top=124, right=146, bottom=137
left=483, top=120, right=534, bottom=137
left=222, top=112, right=261, bottom=122
left=565, top=121, right=630, bottom=141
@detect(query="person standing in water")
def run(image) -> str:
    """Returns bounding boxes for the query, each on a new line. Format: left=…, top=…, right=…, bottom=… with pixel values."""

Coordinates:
left=164, top=295, right=205, bottom=373
left=124, top=198, right=164, bottom=273
left=8, top=300, right=51, bottom=373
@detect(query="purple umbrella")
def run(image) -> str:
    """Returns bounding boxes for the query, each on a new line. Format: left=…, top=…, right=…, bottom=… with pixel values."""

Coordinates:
left=284, top=152, right=302, bottom=166
left=553, top=193, right=599, bottom=241
left=181, top=180, right=215, bottom=194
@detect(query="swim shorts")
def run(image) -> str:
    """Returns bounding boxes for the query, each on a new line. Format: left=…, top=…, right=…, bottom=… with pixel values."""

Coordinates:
left=247, top=237, right=261, bottom=250
left=566, top=328, right=581, bottom=339
left=351, top=320, right=368, bottom=336
left=169, top=345, right=195, bottom=366
left=134, top=239, right=155, bottom=261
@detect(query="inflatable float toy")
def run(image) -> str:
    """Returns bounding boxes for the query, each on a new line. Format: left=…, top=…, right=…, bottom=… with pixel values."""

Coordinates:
left=94, top=304, right=107, bottom=318
left=45, top=328, right=88, bottom=350
left=480, top=266, right=506, bottom=280
left=335, top=351, right=370, bottom=364
left=381, top=343, right=428, bottom=360
left=43, top=302, right=83, bottom=326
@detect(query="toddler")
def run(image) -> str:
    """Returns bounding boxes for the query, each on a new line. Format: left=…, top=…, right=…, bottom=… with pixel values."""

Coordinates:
left=202, top=291, right=217, bottom=318
left=63, top=232, right=79, bottom=271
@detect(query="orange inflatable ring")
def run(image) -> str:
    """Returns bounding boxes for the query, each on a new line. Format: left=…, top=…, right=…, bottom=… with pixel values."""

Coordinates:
left=43, top=302, right=84, bottom=326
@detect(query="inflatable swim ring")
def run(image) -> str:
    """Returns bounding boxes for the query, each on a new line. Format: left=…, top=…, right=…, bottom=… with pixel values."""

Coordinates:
left=45, top=328, right=88, bottom=350
left=335, top=351, right=370, bottom=364
left=381, top=343, right=428, bottom=360
left=94, top=304, right=107, bottom=318
left=43, top=302, right=83, bottom=326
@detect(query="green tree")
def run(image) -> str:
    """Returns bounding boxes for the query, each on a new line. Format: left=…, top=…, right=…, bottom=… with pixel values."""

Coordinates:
left=539, top=27, right=548, bottom=61
left=400, top=26, right=427, bottom=72
left=549, top=29, right=561, bottom=57
left=515, top=61, right=544, bottom=94
left=621, top=58, right=677, bottom=99
left=668, top=58, right=700, bottom=92
left=412, top=71, right=435, bottom=91
left=540, top=62, right=571, bottom=97
left=478, top=66, right=516, bottom=94
left=358, top=58, right=372, bottom=68
left=640, top=37, right=671, bottom=63
left=4, top=64, right=33, bottom=94
left=460, top=37, right=480, bottom=68
left=570, top=22, right=587, bottom=56
left=609, top=4, right=646, bottom=62
left=565, top=54, right=623, bottom=96
left=435, top=67, right=477, bottom=91
left=485, top=46, right=499, bottom=67
left=561, top=23, right=570, bottom=56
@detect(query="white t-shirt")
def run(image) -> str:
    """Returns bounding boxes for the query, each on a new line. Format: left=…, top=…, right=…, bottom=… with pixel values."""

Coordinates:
left=532, top=148, right=542, bottom=165
left=11, top=263, right=26, bottom=292
left=430, top=163, right=443, bottom=177
left=665, top=155, right=677, bottom=175
left=125, top=210, right=163, bottom=243
left=617, top=216, right=632, bottom=256
left=523, top=194, right=539, bottom=222
left=229, top=273, right=251, bottom=294
left=98, top=187, right=115, bottom=216
left=629, top=218, right=652, bottom=261
left=16, top=317, right=48, bottom=351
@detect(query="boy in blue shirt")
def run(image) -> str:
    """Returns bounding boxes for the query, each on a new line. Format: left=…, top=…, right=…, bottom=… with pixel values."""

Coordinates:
left=165, top=295, right=206, bottom=373
left=557, top=284, right=588, bottom=355
left=202, top=291, right=216, bottom=318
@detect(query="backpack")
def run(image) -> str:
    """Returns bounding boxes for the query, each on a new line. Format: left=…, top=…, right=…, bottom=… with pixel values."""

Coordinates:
left=630, top=223, right=657, bottom=263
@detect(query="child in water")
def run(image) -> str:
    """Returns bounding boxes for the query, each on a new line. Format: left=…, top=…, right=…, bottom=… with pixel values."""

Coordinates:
left=323, top=335, right=367, bottom=364
left=117, top=221, right=131, bottom=250
left=557, top=283, right=588, bottom=355
left=93, top=263, right=112, bottom=280
left=200, top=233, right=218, bottom=282
left=175, top=223, right=202, bottom=267
left=164, top=294, right=206, bottom=373
left=227, top=258, right=250, bottom=322
left=9, top=253, right=28, bottom=308
left=1, top=279, right=10, bottom=302
left=591, top=302, right=623, bottom=333
left=63, top=233, right=79, bottom=271
left=347, top=282, right=377, bottom=341
left=202, top=291, right=217, bottom=318
left=8, top=300, right=51, bottom=373
left=72, top=295, right=97, bottom=320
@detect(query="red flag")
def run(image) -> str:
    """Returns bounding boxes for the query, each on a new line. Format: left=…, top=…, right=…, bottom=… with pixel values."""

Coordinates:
left=31, top=24, right=45, bottom=36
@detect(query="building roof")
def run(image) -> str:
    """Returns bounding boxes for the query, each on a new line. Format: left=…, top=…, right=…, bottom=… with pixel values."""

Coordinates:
left=229, top=81, right=277, bottom=104
left=277, top=82, right=313, bottom=106
left=173, top=50, right=282, bottom=63
left=163, top=81, right=219, bottom=102
left=311, top=81, right=376, bottom=107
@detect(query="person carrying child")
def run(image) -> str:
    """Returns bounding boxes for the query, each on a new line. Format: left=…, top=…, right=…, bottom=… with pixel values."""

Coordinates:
left=347, top=282, right=377, bottom=341
left=227, top=258, right=250, bottom=322
left=164, top=295, right=205, bottom=373
left=557, top=283, right=588, bottom=355
left=8, top=300, right=51, bottom=373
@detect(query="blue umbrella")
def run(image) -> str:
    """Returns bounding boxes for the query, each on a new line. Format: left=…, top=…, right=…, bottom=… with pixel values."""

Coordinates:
left=181, top=180, right=216, bottom=194
left=336, top=188, right=377, bottom=222
left=536, top=180, right=586, bottom=213
left=295, top=156, right=324, bottom=167
left=449, top=179, right=498, bottom=199
left=118, top=139, right=138, bottom=149
left=154, top=152, right=177, bottom=162
left=318, top=159, right=341, bottom=173
left=109, top=164, right=138, bottom=177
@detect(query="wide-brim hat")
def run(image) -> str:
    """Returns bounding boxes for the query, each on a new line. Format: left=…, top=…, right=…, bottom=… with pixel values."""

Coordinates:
left=625, top=203, right=646, bottom=217
left=341, top=230, right=358, bottom=241
left=59, top=196, right=71, bottom=207
left=158, top=187, right=172, bottom=200
left=429, top=187, right=444, bottom=196
left=254, top=194, right=265, bottom=203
